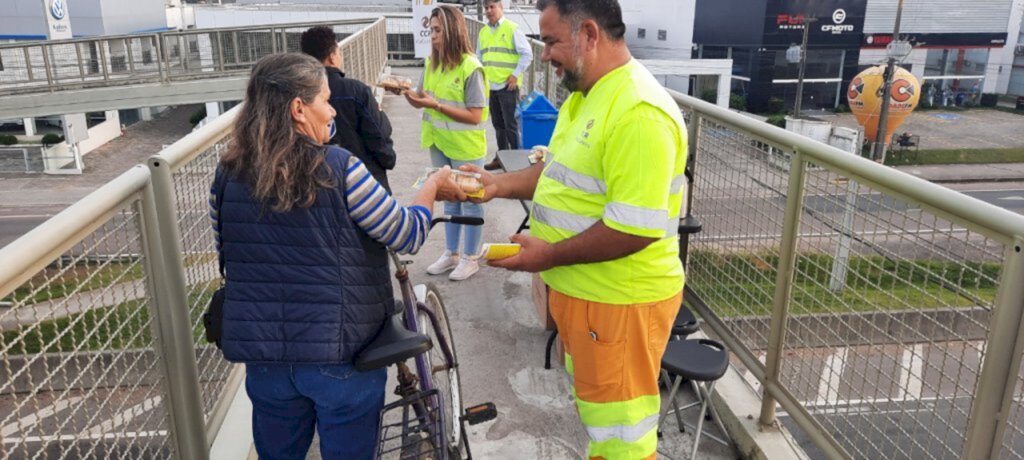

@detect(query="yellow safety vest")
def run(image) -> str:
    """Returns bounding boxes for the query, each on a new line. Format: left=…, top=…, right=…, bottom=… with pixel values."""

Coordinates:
left=478, top=19, right=520, bottom=86
left=531, top=59, right=687, bottom=305
left=420, top=54, right=489, bottom=161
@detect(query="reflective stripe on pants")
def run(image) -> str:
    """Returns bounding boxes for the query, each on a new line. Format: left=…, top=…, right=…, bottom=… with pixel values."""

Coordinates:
left=549, top=289, right=682, bottom=460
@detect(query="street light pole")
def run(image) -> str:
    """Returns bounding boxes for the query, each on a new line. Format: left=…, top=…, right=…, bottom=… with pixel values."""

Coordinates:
left=871, top=0, right=905, bottom=162
left=793, top=15, right=814, bottom=118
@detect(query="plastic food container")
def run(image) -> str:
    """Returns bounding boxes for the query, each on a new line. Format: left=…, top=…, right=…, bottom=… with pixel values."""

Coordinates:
left=451, top=170, right=484, bottom=198
left=377, top=73, right=413, bottom=92
left=413, top=168, right=485, bottom=199
left=528, top=145, right=549, bottom=164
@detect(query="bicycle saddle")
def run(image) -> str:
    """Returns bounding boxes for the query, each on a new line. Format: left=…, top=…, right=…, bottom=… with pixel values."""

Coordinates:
left=354, top=313, right=432, bottom=371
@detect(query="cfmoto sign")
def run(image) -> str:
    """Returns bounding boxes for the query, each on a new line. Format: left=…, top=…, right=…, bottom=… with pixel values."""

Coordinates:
left=822, top=8, right=854, bottom=34
left=832, top=9, right=847, bottom=24
left=50, top=0, right=66, bottom=21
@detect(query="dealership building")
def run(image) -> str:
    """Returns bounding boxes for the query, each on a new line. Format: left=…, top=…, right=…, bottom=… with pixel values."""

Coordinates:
left=693, top=0, right=1020, bottom=112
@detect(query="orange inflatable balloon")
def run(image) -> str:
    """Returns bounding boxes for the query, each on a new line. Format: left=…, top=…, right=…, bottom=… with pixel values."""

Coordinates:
left=847, top=65, right=920, bottom=145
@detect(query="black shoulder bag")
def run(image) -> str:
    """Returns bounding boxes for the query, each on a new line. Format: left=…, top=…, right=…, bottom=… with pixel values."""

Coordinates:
left=203, top=168, right=229, bottom=349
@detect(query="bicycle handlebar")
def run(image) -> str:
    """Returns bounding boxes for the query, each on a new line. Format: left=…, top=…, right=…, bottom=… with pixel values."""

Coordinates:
left=431, top=215, right=484, bottom=228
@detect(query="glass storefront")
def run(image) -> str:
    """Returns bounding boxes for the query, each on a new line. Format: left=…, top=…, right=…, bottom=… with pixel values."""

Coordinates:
left=921, top=48, right=989, bottom=106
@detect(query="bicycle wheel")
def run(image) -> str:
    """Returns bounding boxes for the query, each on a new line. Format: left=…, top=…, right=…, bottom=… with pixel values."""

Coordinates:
left=417, top=283, right=466, bottom=458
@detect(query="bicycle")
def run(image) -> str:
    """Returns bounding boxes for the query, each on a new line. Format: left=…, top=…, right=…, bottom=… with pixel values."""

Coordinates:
left=354, top=215, right=497, bottom=460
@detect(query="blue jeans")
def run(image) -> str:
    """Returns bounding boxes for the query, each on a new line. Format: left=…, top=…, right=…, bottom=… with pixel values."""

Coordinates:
left=429, top=146, right=484, bottom=255
left=246, top=363, right=386, bottom=460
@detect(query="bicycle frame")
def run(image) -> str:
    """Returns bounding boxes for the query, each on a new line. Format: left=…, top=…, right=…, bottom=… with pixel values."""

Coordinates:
left=388, top=249, right=459, bottom=458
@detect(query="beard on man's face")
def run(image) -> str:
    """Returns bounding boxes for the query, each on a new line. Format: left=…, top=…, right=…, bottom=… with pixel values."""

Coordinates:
left=557, top=41, right=586, bottom=92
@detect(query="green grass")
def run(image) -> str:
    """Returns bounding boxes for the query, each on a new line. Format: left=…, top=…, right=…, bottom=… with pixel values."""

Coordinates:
left=2, top=300, right=152, bottom=354
left=883, top=147, right=1024, bottom=166
left=1, top=282, right=219, bottom=355
left=990, top=106, right=1024, bottom=116
left=688, top=251, right=999, bottom=317
left=5, top=253, right=215, bottom=306
left=8, top=261, right=145, bottom=304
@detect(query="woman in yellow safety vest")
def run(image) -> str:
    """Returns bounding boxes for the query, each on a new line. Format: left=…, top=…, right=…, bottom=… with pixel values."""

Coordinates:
left=403, top=5, right=490, bottom=281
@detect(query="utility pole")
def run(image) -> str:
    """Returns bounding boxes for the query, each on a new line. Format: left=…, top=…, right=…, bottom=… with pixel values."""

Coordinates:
left=793, top=15, right=815, bottom=118
left=871, top=0, right=906, bottom=162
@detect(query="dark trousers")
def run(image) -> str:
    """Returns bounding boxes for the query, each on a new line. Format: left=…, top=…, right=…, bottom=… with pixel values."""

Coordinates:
left=489, top=87, right=520, bottom=152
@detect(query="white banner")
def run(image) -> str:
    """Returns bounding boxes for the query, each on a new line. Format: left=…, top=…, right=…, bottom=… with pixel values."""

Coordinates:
left=42, top=0, right=72, bottom=40
left=412, top=0, right=435, bottom=59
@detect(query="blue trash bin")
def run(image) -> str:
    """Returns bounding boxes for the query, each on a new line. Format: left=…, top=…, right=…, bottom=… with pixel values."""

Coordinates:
left=517, top=91, right=558, bottom=149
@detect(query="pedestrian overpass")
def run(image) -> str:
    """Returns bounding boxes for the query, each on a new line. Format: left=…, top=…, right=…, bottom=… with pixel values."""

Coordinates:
left=0, top=19, right=387, bottom=119
left=3, top=16, right=1024, bottom=460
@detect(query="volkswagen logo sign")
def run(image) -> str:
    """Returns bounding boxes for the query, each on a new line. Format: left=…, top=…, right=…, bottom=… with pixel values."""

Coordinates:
left=50, top=0, right=66, bottom=21
left=832, top=8, right=847, bottom=24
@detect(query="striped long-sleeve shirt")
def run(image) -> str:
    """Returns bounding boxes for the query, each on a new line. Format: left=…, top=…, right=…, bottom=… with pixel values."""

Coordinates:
left=210, top=156, right=431, bottom=256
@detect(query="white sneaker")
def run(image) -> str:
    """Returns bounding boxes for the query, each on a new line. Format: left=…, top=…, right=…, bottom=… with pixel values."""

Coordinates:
left=448, top=257, right=480, bottom=281
left=427, top=251, right=460, bottom=275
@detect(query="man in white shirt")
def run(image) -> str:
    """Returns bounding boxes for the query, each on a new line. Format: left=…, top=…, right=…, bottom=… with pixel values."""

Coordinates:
left=478, top=0, right=534, bottom=170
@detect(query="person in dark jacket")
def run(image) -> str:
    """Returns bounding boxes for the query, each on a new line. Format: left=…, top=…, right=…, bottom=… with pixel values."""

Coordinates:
left=210, top=53, right=464, bottom=460
left=301, top=25, right=398, bottom=191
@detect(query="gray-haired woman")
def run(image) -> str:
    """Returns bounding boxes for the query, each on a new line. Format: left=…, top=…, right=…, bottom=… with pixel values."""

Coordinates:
left=210, top=52, right=462, bottom=460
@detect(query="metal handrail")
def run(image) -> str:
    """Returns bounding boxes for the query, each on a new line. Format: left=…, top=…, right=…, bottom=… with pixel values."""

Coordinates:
left=668, top=90, right=1024, bottom=245
left=0, top=18, right=379, bottom=97
left=159, top=18, right=376, bottom=37
left=672, top=88, right=1024, bottom=459
left=0, top=166, right=150, bottom=299
left=0, top=19, right=389, bottom=459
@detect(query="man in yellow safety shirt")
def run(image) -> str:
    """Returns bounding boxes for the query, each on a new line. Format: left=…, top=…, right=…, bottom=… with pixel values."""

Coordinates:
left=461, top=0, right=687, bottom=458
left=478, top=0, right=534, bottom=170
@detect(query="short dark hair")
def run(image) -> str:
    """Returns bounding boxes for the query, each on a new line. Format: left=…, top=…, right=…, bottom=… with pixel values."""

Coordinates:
left=536, top=0, right=626, bottom=41
left=300, top=26, right=337, bottom=63
left=484, top=0, right=503, bottom=5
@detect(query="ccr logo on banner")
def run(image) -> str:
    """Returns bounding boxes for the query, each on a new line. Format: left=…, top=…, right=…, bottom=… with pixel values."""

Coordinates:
left=412, top=0, right=434, bottom=59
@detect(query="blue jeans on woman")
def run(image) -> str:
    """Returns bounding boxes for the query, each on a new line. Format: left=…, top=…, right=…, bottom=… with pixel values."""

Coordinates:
left=246, top=363, right=386, bottom=460
left=429, top=146, right=484, bottom=256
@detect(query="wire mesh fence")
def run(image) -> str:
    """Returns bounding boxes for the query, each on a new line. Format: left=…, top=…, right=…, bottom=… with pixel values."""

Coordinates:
left=0, top=36, right=166, bottom=95
left=0, top=19, right=377, bottom=97
left=338, top=19, right=388, bottom=89
left=0, top=196, right=173, bottom=459
left=685, top=117, right=789, bottom=353
left=1001, top=365, right=1024, bottom=459
left=168, top=140, right=233, bottom=423
left=0, top=19, right=391, bottom=458
left=683, top=107, right=1014, bottom=459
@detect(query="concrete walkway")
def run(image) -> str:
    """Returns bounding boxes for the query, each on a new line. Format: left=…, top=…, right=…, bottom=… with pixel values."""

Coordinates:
left=273, top=67, right=739, bottom=460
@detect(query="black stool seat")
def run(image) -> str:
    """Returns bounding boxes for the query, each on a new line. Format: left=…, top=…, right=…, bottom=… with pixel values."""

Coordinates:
left=672, top=304, right=700, bottom=337
left=678, top=215, right=703, bottom=235
left=354, top=314, right=432, bottom=371
left=661, top=339, right=728, bottom=382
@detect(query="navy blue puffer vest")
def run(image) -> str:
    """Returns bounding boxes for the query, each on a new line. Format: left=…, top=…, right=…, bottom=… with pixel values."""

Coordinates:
left=216, top=146, right=393, bottom=364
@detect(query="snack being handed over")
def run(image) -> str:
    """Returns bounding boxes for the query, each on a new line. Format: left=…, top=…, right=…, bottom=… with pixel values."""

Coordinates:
left=377, top=73, right=413, bottom=93
left=450, top=169, right=485, bottom=198
left=528, top=145, right=549, bottom=164
left=413, top=167, right=486, bottom=199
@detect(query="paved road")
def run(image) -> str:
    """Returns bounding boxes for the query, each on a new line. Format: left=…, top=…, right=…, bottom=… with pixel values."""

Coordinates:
left=0, top=385, right=171, bottom=460
left=737, top=338, right=1024, bottom=459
